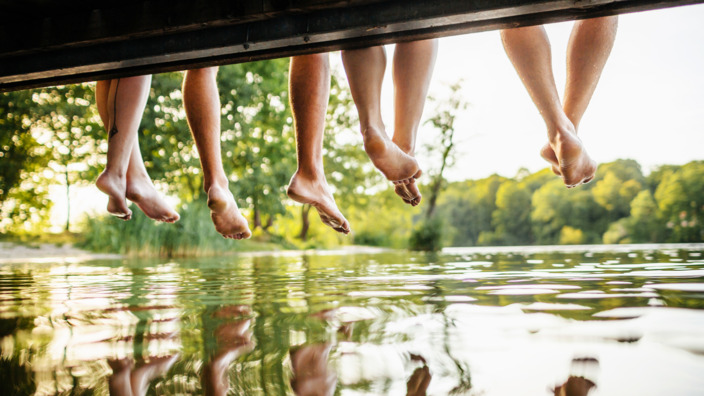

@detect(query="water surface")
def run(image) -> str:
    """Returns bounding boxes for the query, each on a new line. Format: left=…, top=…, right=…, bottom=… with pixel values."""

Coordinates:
left=1, top=244, right=704, bottom=395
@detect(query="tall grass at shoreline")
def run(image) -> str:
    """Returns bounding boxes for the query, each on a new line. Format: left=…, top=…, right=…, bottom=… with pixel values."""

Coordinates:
left=77, top=198, right=283, bottom=257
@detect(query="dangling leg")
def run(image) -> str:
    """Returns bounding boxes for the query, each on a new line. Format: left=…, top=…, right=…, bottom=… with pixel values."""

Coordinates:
left=391, top=39, right=438, bottom=206
left=96, top=77, right=179, bottom=222
left=286, top=54, right=350, bottom=234
left=96, top=76, right=151, bottom=219
left=541, top=16, right=618, bottom=183
left=183, top=67, right=251, bottom=240
left=501, top=26, right=596, bottom=187
left=341, top=46, right=421, bottom=185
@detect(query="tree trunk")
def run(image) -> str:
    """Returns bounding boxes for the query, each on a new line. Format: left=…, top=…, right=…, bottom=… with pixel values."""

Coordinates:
left=262, top=215, right=274, bottom=231
left=299, top=204, right=312, bottom=241
left=426, top=138, right=454, bottom=220
left=65, top=166, right=70, bottom=232
left=253, top=207, right=262, bottom=229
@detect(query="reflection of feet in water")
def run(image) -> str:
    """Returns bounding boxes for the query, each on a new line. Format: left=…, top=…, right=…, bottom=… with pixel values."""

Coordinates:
left=406, top=353, right=431, bottom=396
left=108, top=354, right=178, bottom=396
left=406, top=365, right=431, bottom=396
left=203, top=306, right=254, bottom=396
left=290, top=343, right=337, bottom=396
left=553, top=357, right=599, bottom=396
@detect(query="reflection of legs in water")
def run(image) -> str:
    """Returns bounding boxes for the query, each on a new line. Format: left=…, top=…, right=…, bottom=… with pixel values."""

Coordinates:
left=286, top=54, right=351, bottom=234
left=202, top=306, right=254, bottom=396
left=290, top=343, right=337, bottom=396
left=108, top=355, right=178, bottom=396
left=390, top=39, right=438, bottom=206
left=342, top=46, right=425, bottom=196
left=552, top=357, right=599, bottom=396
left=406, top=353, right=431, bottom=396
left=501, top=17, right=617, bottom=187
left=183, top=68, right=252, bottom=240
left=95, top=77, right=180, bottom=222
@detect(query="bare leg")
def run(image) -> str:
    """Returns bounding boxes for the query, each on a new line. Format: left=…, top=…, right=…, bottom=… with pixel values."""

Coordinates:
left=203, top=307, right=253, bottom=396
left=391, top=39, right=438, bottom=206
left=501, top=26, right=596, bottom=187
left=290, top=343, right=336, bottom=396
left=341, top=46, right=421, bottom=185
left=96, top=76, right=150, bottom=219
left=129, top=355, right=179, bottom=396
left=183, top=67, right=251, bottom=239
left=286, top=54, right=350, bottom=234
left=541, top=16, right=618, bottom=176
left=95, top=78, right=179, bottom=222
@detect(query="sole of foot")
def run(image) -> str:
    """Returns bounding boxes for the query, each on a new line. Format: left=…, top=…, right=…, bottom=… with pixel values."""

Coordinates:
left=287, top=174, right=350, bottom=234
left=126, top=180, right=180, bottom=223
left=546, top=133, right=597, bottom=188
left=207, top=184, right=252, bottom=240
left=363, top=127, right=421, bottom=183
left=394, top=176, right=422, bottom=206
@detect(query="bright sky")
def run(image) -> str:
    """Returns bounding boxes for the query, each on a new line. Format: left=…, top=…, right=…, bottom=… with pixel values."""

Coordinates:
left=50, top=4, right=704, bottom=231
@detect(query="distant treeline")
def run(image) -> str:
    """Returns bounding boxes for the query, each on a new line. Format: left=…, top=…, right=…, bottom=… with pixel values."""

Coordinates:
left=428, top=159, right=704, bottom=247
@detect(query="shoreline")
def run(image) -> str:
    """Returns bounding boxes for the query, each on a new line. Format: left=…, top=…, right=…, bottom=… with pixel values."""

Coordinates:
left=0, top=242, right=123, bottom=264
left=0, top=242, right=394, bottom=264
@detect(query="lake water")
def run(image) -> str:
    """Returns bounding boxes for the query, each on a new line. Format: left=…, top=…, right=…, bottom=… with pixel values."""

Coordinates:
left=1, top=244, right=704, bottom=395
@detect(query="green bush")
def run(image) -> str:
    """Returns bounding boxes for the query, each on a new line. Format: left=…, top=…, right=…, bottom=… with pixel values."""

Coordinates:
left=408, top=216, right=445, bottom=251
left=76, top=197, right=272, bottom=257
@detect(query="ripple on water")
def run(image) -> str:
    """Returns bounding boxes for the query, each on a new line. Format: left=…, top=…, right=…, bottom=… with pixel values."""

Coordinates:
left=648, top=283, right=704, bottom=292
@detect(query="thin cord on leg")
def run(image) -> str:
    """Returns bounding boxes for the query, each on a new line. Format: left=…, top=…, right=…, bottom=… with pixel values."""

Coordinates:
left=109, top=79, right=120, bottom=139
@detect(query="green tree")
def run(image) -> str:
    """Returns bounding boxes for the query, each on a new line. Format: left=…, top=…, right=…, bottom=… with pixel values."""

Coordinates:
left=626, top=190, right=662, bottom=242
left=654, top=161, right=704, bottom=242
left=492, top=180, right=533, bottom=245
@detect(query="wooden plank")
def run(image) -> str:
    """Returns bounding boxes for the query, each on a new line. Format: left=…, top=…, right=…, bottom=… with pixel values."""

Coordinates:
left=1, top=0, right=702, bottom=91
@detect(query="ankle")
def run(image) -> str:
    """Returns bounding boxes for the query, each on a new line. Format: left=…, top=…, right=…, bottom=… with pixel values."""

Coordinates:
left=99, top=167, right=127, bottom=181
left=293, top=166, right=324, bottom=182
left=547, top=119, right=576, bottom=144
left=205, top=177, right=229, bottom=193
left=392, top=139, right=414, bottom=155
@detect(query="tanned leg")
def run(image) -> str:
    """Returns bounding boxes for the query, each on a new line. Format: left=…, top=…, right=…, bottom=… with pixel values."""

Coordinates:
left=96, top=76, right=151, bottom=219
left=286, top=54, right=351, bottom=234
left=501, top=26, right=596, bottom=187
left=541, top=16, right=618, bottom=183
left=391, top=39, right=438, bottom=206
left=183, top=67, right=251, bottom=239
left=95, top=77, right=179, bottom=222
left=341, top=46, right=421, bottom=185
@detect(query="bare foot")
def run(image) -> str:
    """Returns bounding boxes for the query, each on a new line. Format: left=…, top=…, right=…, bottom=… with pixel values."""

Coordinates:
left=287, top=172, right=350, bottom=234
left=207, top=184, right=252, bottom=240
left=390, top=139, right=422, bottom=206
left=540, top=143, right=562, bottom=176
left=363, top=126, right=421, bottom=184
left=96, top=171, right=132, bottom=220
left=394, top=180, right=422, bottom=206
left=550, top=126, right=597, bottom=188
left=126, top=175, right=180, bottom=223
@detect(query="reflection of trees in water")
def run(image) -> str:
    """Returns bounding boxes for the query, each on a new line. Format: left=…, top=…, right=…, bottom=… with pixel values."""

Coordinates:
left=2, top=249, right=703, bottom=394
